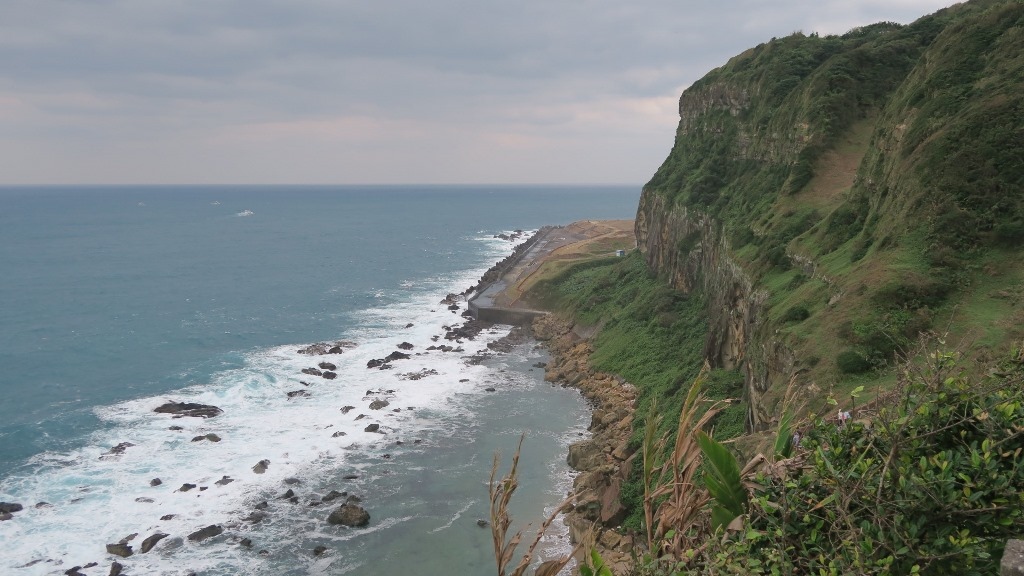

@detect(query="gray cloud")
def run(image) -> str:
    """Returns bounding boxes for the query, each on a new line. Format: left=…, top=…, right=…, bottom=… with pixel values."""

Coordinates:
left=0, top=0, right=959, bottom=184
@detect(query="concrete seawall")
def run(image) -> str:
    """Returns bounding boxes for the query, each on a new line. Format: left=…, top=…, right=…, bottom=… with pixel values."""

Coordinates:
left=467, top=227, right=556, bottom=326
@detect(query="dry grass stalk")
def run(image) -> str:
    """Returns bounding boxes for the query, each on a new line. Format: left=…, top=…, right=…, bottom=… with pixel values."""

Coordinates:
left=644, top=362, right=730, bottom=558
left=489, top=433, right=579, bottom=576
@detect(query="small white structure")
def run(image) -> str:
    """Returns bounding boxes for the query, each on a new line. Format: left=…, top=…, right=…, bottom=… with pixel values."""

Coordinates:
left=616, top=250, right=626, bottom=257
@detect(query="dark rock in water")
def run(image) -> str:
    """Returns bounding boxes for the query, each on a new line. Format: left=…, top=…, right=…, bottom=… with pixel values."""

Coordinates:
left=288, top=496, right=299, bottom=504
left=366, top=358, right=385, bottom=369
left=313, top=545, right=328, bottom=556
left=35, top=501, right=52, bottom=508
left=332, top=431, right=346, bottom=437
left=279, top=489, right=295, bottom=499
left=109, top=561, right=124, bottom=576
left=354, top=414, right=367, bottom=420
left=447, top=304, right=459, bottom=311
left=382, top=454, right=391, bottom=459
left=243, top=511, right=267, bottom=523
left=343, top=474, right=359, bottom=480
left=215, top=476, right=234, bottom=486
left=322, top=490, right=346, bottom=503
left=301, top=367, right=323, bottom=377
left=150, top=478, right=162, bottom=487
left=253, top=459, right=270, bottom=474
left=328, top=346, right=344, bottom=354
left=477, top=519, right=489, bottom=527
left=369, top=399, right=390, bottom=410
left=533, top=362, right=547, bottom=368
left=169, top=425, right=183, bottom=431
left=318, top=362, right=337, bottom=371
left=192, top=433, right=221, bottom=442
left=0, top=512, right=12, bottom=521
left=254, top=501, right=269, bottom=510
left=140, top=532, right=169, bottom=553
left=297, top=343, right=330, bottom=355
left=135, top=497, right=154, bottom=503
left=363, top=423, right=380, bottom=433
left=187, top=524, right=223, bottom=542
left=287, top=390, right=311, bottom=398
left=178, top=483, right=196, bottom=492
left=64, top=566, right=86, bottom=576
left=284, top=477, right=301, bottom=485
left=199, top=486, right=208, bottom=491
left=104, top=442, right=135, bottom=457
left=404, top=323, right=414, bottom=328
left=154, top=402, right=223, bottom=418
left=322, top=371, right=337, bottom=379
left=0, top=502, right=24, bottom=514
left=240, top=538, right=253, bottom=547
left=397, top=342, right=414, bottom=350
left=340, top=405, right=355, bottom=414
left=384, top=351, right=410, bottom=362
left=105, top=543, right=133, bottom=557
left=327, top=503, right=370, bottom=527
left=345, top=495, right=362, bottom=503
left=160, top=514, right=176, bottom=521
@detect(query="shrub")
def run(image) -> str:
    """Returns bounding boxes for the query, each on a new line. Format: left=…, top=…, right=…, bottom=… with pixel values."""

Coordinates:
left=781, top=305, right=811, bottom=322
left=836, top=349, right=871, bottom=373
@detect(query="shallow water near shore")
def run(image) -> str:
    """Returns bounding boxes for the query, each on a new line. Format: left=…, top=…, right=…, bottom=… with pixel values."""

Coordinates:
left=0, top=185, right=635, bottom=575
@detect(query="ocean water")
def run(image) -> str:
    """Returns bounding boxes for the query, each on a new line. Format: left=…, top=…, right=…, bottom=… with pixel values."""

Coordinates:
left=0, top=185, right=639, bottom=575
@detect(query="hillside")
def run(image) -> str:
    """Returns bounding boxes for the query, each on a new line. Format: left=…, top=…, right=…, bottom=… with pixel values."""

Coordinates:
left=523, top=0, right=1024, bottom=573
left=638, top=0, right=1024, bottom=431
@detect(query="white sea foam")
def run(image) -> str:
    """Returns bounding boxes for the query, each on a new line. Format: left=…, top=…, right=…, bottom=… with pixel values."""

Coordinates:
left=0, top=231, right=542, bottom=575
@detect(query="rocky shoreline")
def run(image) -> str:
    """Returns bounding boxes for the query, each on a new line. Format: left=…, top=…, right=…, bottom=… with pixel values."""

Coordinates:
left=531, top=315, right=639, bottom=574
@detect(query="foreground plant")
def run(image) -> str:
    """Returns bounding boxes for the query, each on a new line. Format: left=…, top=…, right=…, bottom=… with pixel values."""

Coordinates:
left=489, top=434, right=579, bottom=576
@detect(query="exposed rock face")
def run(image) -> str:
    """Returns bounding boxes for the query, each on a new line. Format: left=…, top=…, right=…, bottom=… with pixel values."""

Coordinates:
left=105, top=543, right=133, bottom=557
left=327, top=503, right=370, bottom=527
left=635, top=190, right=791, bottom=431
left=0, top=502, right=24, bottom=514
left=252, top=459, right=270, bottom=474
left=187, top=524, right=223, bottom=542
left=154, top=402, right=223, bottom=418
left=140, top=532, right=168, bottom=553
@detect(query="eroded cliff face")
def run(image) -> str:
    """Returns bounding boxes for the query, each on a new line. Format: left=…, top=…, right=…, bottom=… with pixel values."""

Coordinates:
left=635, top=191, right=793, bottom=431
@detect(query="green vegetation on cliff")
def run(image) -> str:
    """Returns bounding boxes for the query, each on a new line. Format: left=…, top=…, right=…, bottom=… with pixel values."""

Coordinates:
left=524, top=0, right=1024, bottom=573
left=640, top=0, right=1024, bottom=413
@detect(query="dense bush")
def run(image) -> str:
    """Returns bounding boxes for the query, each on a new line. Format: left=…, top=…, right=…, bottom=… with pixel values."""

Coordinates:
left=781, top=305, right=811, bottom=322
left=836, top=349, right=872, bottom=373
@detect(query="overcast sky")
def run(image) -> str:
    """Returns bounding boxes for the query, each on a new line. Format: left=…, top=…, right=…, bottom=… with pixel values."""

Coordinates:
left=0, top=0, right=959, bottom=185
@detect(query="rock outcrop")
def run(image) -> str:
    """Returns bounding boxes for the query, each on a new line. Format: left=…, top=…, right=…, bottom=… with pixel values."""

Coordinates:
left=532, top=315, right=638, bottom=573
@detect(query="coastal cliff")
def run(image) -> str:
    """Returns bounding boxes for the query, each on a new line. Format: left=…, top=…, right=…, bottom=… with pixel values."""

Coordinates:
left=637, top=0, right=1024, bottom=432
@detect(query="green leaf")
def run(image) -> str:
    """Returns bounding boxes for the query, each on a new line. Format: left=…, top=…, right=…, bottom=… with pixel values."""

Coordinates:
left=698, top=431, right=747, bottom=530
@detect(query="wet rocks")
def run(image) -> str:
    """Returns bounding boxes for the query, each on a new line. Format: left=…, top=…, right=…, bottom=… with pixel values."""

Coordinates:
left=191, top=433, right=221, bottom=442
left=105, top=543, right=133, bottom=558
left=340, top=405, right=355, bottom=414
left=398, top=368, right=438, bottom=380
left=363, top=423, right=380, bottom=433
left=140, top=532, right=168, bottom=553
left=321, top=490, right=346, bottom=503
left=327, top=503, right=370, bottom=527
left=252, top=459, right=270, bottom=474
left=318, top=361, right=337, bottom=371
left=366, top=359, right=385, bottom=369
left=322, top=371, right=337, bottom=379
left=384, top=351, right=410, bottom=362
left=0, top=502, right=24, bottom=514
left=396, top=342, right=414, bottom=350
left=368, top=399, right=390, bottom=410
left=109, top=561, right=124, bottom=576
left=287, top=390, right=311, bottom=398
left=103, top=442, right=135, bottom=457
left=301, top=367, right=323, bottom=377
left=178, top=483, right=197, bottom=492
left=154, top=402, right=223, bottom=419
left=298, top=341, right=356, bottom=355
left=150, top=478, right=162, bottom=486
left=187, top=524, right=223, bottom=542
left=215, top=475, right=234, bottom=486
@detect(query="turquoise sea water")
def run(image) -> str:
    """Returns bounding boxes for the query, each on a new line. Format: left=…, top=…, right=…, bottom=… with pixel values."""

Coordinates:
left=0, top=185, right=638, bottom=575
